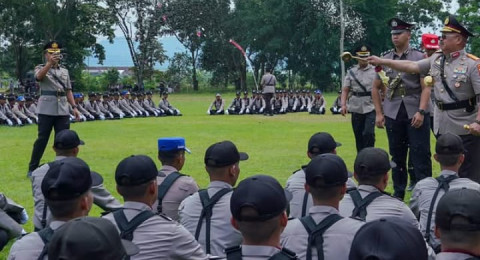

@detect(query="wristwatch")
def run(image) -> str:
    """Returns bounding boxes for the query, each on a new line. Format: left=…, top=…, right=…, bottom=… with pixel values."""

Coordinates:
left=418, top=109, right=425, bottom=115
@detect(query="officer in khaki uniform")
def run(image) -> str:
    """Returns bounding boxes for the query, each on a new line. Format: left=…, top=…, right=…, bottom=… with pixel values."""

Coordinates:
left=341, top=45, right=377, bottom=152
left=154, top=137, right=199, bottom=220
left=103, top=155, right=207, bottom=260
left=281, top=154, right=364, bottom=259
left=28, top=41, right=80, bottom=175
left=371, top=18, right=432, bottom=200
left=31, top=129, right=122, bottom=231
left=368, top=15, right=480, bottom=182
left=179, top=141, right=247, bottom=258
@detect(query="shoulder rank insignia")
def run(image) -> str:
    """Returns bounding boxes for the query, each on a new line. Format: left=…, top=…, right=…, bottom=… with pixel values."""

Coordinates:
left=467, top=53, right=479, bottom=61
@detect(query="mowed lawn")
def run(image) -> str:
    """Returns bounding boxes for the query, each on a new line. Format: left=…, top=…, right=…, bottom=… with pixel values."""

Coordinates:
left=0, top=92, right=439, bottom=256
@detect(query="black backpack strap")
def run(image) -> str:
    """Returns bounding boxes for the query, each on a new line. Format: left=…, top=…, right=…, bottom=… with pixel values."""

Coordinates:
left=194, top=188, right=232, bottom=254
left=225, top=245, right=242, bottom=260
left=157, top=171, right=185, bottom=213
left=425, top=175, right=458, bottom=243
left=41, top=200, right=48, bottom=229
left=269, top=247, right=298, bottom=260
left=440, top=55, right=459, bottom=102
left=349, top=189, right=383, bottom=221
left=301, top=192, right=309, bottom=217
left=37, top=227, right=54, bottom=260
left=299, top=214, right=343, bottom=260
left=113, top=209, right=155, bottom=241
left=349, top=69, right=368, bottom=93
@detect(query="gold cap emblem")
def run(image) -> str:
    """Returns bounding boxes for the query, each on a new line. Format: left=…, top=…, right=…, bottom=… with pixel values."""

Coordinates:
left=391, top=20, right=398, bottom=27
left=444, top=17, right=449, bottom=25
left=361, top=46, right=367, bottom=51
left=52, top=42, right=58, bottom=49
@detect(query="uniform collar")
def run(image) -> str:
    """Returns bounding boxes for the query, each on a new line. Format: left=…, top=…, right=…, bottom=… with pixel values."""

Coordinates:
left=160, top=165, right=178, bottom=174
left=440, top=169, right=458, bottom=177
left=54, top=156, right=69, bottom=161
left=50, top=220, right=67, bottom=231
left=241, top=245, right=281, bottom=257
left=393, top=46, right=412, bottom=58
left=309, top=205, right=339, bottom=215
left=358, top=184, right=383, bottom=193
left=208, top=180, right=233, bottom=189
left=357, top=64, right=373, bottom=71
left=445, top=49, right=465, bottom=61
left=123, top=201, right=153, bottom=211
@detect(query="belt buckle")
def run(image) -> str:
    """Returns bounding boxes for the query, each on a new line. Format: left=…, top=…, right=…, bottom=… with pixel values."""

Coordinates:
left=57, top=90, right=62, bottom=101
left=437, top=102, right=443, bottom=110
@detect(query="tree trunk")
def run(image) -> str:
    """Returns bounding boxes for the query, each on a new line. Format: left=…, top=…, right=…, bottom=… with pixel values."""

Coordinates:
left=240, top=61, right=247, bottom=90
left=191, top=49, right=198, bottom=91
left=339, top=0, right=345, bottom=88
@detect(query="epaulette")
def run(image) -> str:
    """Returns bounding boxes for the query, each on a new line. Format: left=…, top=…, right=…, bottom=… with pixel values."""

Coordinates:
left=158, top=212, right=173, bottom=221
left=435, top=49, right=442, bottom=53
left=380, top=49, right=394, bottom=57
left=467, top=53, right=479, bottom=61
left=411, top=47, right=424, bottom=54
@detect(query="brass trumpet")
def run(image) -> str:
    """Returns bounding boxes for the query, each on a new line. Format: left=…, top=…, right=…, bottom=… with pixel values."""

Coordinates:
left=340, top=52, right=367, bottom=62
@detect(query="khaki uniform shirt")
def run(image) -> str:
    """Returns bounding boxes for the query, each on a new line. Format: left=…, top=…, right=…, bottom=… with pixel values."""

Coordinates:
left=8, top=220, right=66, bottom=260
left=281, top=206, right=364, bottom=260
left=286, top=168, right=356, bottom=219
left=31, top=156, right=122, bottom=230
left=104, top=201, right=207, bottom=260
left=234, top=245, right=284, bottom=260
left=436, top=252, right=476, bottom=260
left=409, top=170, right=480, bottom=249
left=209, top=99, right=225, bottom=111
left=152, top=165, right=199, bottom=221
left=339, top=184, right=419, bottom=228
left=159, top=98, right=174, bottom=111
left=261, top=73, right=276, bottom=94
left=35, top=65, right=71, bottom=116
left=179, top=181, right=242, bottom=258
left=380, top=47, right=427, bottom=119
left=417, top=49, right=480, bottom=135
left=344, top=64, right=376, bottom=114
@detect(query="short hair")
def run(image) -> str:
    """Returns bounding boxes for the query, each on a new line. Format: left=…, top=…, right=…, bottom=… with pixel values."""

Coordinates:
left=205, top=164, right=231, bottom=176
left=436, top=154, right=461, bottom=167
left=117, top=181, right=153, bottom=200
left=46, top=193, right=86, bottom=218
left=439, top=216, right=480, bottom=248
left=158, top=150, right=183, bottom=165
left=356, top=173, right=385, bottom=186
left=236, top=207, right=281, bottom=244
left=55, top=148, right=77, bottom=157
left=308, top=181, right=343, bottom=201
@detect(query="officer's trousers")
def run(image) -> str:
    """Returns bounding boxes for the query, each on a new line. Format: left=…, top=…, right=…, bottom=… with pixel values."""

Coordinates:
left=263, top=93, right=274, bottom=115
left=28, top=114, right=70, bottom=172
left=351, top=111, right=375, bottom=152
left=385, top=103, right=431, bottom=200
left=458, top=134, right=480, bottom=183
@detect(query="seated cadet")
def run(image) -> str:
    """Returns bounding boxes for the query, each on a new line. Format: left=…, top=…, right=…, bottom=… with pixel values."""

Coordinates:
left=226, top=175, right=297, bottom=259
left=179, top=141, right=247, bottom=257
left=227, top=91, right=243, bottom=115
left=129, top=93, right=148, bottom=117
left=410, top=133, right=480, bottom=253
left=154, top=137, right=199, bottom=220
left=0, top=94, right=22, bottom=125
left=112, top=92, right=131, bottom=118
left=12, top=96, right=35, bottom=124
left=8, top=157, right=96, bottom=260
left=0, top=193, right=27, bottom=251
left=309, top=90, right=326, bottom=114
left=287, top=91, right=298, bottom=112
left=349, top=217, right=428, bottom=260
left=118, top=91, right=137, bottom=117
left=434, top=189, right=480, bottom=260
left=281, top=154, right=364, bottom=260
left=298, top=90, right=308, bottom=112
left=139, top=92, right=162, bottom=117
left=248, top=91, right=266, bottom=114
left=73, top=93, right=90, bottom=121
left=103, top=155, right=207, bottom=259
left=96, top=93, right=115, bottom=119
left=77, top=93, right=95, bottom=121
left=272, top=91, right=285, bottom=114
left=286, top=132, right=356, bottom=219
left=84, top=92, right=105, bottom=120
left=48, top=217, right=139, bottom=260
left=207, top=93, right=225, bottom=115
left=25, top=95, right=38, bottom=117
left=339, top=147, right=419, bottom=228
left=31, top=129, right=122, bottom=231
left=239, top=91, right=251, bottom=114
left=329, top=90, right=342, bottom=114
left=159, top=92, right=182, bottom=116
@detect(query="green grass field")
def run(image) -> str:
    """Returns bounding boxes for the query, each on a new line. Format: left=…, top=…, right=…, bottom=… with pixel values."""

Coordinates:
left=0, top=92, right=440, bottom=257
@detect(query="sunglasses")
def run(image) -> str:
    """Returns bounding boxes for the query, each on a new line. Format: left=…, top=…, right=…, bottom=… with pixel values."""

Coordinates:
left=439, top=34, right=458, bottom=40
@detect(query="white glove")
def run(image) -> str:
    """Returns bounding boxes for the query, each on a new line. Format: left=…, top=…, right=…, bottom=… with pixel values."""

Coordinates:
left=176, top=109, right=181, bottom=114
left=119, top=114, right=124, bottom=119
left=6, top=119, right=13, bottom=126
left=259, top=108, right=264, bottom=113
left=26, top=118, right=33, bottom=124
left=216, top=110, right=222, bottom=114
left=239, top=111, right=243, bottom=115
left=308, top=108, right=311, bottom=113
left=169, top=109, right=174, bottom=114
left=225, top=110, right=229, bottom=115
left=246, top=109, right=250, bottom=114
left=20, top=209, right=29, bottom=224
left=100, top=115, right=105, bottom=120
left=207, top=110, right=210, bottom=115
left=145, top=111, right=150, bottom=116
left=16, top=118, right=22, bottom=125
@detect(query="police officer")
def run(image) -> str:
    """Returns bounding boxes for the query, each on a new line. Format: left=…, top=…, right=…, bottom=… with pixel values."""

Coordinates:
left=0, top=94, right=21, bottom=126
left=8, top=157, right=96, bottom=260
left=226, top=175, right=297, bottom=259
left=409, top=133, right=480, bottom=252
left=178, top=141, right=247, bottom=257
left=339, top=147, right=419, bottom=228
left=249, top=91, right=266, bottom=114
left=330, top=90, right=342, bottom=114
left=12, top=96, right=35, bottom=124
left=28, top=41, right=80, bottom=176
left=368, top=15, right=480, bottom=183
left=155, top=137, right=199, bottom=220
left=239, top=91, right=251, bottom=114
left=370, top=18, right=432, bottom=200
left=207, top=93, right=225, bottom=115
left=227, top=91, right=243, bottom=115
left=261, top=67, right=277, bottom=116
left=281, top=154, right=364, bottom=259
left=103, top=155, right=207, bottom=259
left=309, top=90, right=326, bottom=114
left=434, top=189, right=480, bottom=259
left=159, top=92, right=182, bottom=116
left=30, top=129, right=122, bottom=231
left=341, top=45, right=377, bottom=152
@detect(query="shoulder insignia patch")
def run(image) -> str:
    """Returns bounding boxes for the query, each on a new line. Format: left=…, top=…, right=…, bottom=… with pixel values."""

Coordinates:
left=467, top=53, right=479, bottom=61
left=477, top=64, right=480, bottom=76
left=381, top=49, right=394, bottom=57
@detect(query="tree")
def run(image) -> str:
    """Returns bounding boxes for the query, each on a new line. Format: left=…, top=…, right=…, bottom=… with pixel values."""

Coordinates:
left=456, top=0, right=480, bottom=54
left=104, top=68, right=120, bottom=87
left=166, top=52, right=192, bottom=87
left=105, top=0, right=167, bottom=88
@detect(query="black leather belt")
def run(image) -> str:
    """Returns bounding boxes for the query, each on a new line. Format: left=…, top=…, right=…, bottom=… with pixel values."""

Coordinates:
left=352, top=92, right=371, bottom=97
left=41, top=90, right=66, bottom=96
left=436, top=97, right=476, bottom=111
left=391, top=87, right=422, bottom=97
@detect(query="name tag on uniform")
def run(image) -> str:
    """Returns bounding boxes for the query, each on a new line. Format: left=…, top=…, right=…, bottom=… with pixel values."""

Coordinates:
left=454, top=67, right=467, bottom=74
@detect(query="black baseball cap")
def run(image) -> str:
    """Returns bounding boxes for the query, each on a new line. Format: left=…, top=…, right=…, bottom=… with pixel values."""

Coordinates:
left=308, top=132, right=341, bottom=154
left=435, top=188, right=480, bottom=231
left=204, top=141, right=248, bottom=167
left=41, top=157, right=102, bottom=201
left=115, top=155, right=158, bottom=186
left=305, top=154, right=348, bottom=188
left=43, top=41, right=62, bottom=52
left=354, top=147, right=396, bottom=176
left=48, top=217, right=139, bottom=260
left=436, top=133, right=464, bottom=155
left=230, top=175, right=290, bottom=222
left=349, top=218, right=428, bottom=260
left=54, top=130, right=85, bottom=150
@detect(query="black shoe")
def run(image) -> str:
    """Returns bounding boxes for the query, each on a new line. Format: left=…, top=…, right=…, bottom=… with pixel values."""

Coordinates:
left=407, top=182, right=416, bottom=191
left=393, top=191, right=405, bottom=201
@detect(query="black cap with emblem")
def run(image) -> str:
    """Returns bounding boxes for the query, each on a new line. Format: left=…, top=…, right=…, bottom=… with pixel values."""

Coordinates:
left=388, top=18, right=415, bottom=34
left=355, top=45, right=371, bottom=57
left=441, top=15, right=474, bottom=38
